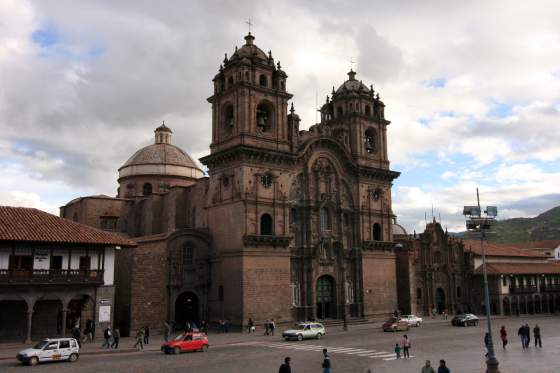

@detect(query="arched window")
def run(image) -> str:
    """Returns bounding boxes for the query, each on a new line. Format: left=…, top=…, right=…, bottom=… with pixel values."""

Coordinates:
left=143, top=183, right=153, bottom=196
left=256, top=102, right=273, bottom=132
left=372, top=223, right=381, bottom=241
left=227, top=76, right=234, bottom=89
left=183, top=246, right=195, bottom=266
left=260, top=213, right=273, bottom=235
left=365, top=105, right=371, bottom=116
left=245, top=71, right=249, bottom=81
left=320, top=207, right=331, bottom=231
left=337, top=107, right=343, bottom=117
left=364, top=128, right=377, bottom=154
left=280, top=81, right=285, bottom=91
left=223, top=103, right=234, bottom=130
left=259, top=74, right=268, bottom=87
left=290, top=208, right=297, bottom=225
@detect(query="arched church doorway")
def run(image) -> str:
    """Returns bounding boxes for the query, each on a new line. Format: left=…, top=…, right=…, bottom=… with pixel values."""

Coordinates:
left=435, top=288, right=446, bottom=313
left=316, top=276, right=336, bottom=319
left=175, top=292, right=199, bottom=330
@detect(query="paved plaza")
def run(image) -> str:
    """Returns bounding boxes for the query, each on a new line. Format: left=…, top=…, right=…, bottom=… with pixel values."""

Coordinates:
left=1, top=316, right=559, bottom=373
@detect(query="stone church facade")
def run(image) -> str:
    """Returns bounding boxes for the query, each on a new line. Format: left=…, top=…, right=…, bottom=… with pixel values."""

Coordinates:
left=61, top=33, right=401, bottom=334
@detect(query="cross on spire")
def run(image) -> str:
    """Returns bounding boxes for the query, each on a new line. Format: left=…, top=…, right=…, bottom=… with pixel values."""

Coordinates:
left=246, top=18, right=253, bottom=33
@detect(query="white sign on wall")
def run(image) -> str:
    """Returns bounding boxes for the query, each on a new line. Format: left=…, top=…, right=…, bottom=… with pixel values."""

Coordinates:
left=98, top=305, right=111, bottom=323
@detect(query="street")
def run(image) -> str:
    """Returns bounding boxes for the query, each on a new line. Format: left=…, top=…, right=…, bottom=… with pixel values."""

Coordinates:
left=1, top=316, right=559, bottom=373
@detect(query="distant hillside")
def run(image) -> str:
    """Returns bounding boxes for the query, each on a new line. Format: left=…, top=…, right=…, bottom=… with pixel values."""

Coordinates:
left=482, top=206, right=560, bottom=243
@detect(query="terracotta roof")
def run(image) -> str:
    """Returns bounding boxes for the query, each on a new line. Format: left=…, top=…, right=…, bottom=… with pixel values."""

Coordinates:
left=0, top=206, right=136, bottom=247
left=515, top=240, right=560, bottom=250
left=462, top=240, right=547, bottom=258
left=474, top=262, right=560, bottom=275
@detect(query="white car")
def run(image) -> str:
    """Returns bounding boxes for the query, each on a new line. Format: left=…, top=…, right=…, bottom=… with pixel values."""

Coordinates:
left=17, top=338, right=80, bottom=366
left=282, top=322, right=326, bottom=341
left=402, top=314, right=423, bottom=327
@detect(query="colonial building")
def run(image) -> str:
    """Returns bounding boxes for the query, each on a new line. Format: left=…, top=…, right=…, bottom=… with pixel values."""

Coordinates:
left=0, top=206, right=135, bottom=342
left=61, top=32, right=401, bottom=334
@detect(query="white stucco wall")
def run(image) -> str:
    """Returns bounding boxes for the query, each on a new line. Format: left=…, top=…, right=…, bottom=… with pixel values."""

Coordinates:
left=103, top=247, right=115, bottom=286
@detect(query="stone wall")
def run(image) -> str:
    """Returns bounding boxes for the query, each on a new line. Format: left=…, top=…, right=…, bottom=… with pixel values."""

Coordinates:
left=361, top=250, right=397, bottom=319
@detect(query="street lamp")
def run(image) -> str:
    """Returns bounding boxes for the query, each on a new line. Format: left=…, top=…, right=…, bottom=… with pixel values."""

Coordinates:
left=463, top=188, right=500, bottom=373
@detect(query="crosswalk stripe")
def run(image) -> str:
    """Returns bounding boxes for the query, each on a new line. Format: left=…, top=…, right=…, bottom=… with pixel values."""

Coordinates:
left=355, top=351, right=390, bottom=356
left=370, top=354, right=395, bottom=358
left=383, top=355, right=416, bottom=361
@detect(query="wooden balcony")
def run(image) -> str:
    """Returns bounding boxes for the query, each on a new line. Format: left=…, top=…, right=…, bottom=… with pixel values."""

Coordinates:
left=0, top=269, right=104, bottom=286
left=540, top=284, right=560, bottom=293
left=509, top=285, right=537, bottom=294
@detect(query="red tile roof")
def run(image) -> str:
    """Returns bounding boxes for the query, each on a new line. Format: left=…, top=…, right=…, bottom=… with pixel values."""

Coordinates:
left=462, top=240, right=546, bottom=258
left=474, top=262, right=560, bottom=275
left=0, top=206, right=136, bottom=247
left=514, top=240, right=560, bottom=250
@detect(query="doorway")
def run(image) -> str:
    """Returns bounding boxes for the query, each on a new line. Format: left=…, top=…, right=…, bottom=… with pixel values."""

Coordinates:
left=435, top=288, right=446, bottom=313
left=316, top=276, right=335, bottom=319
left=175, top=292, right=199, bottom=330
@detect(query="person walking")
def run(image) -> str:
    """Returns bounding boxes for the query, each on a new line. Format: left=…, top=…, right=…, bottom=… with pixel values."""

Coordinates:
left=322, top=348, right=331, bottom=373
left=394, top=343, right=401, bottom=359
left=402, top=334, right=411, bottom=358
left=111, top=328, right=120, bottom=349
left=437, top=359, right=450, bottom=373
left=484, top=333, right=490, bottom=357
left=518, top=324, right=526, bottom=349
left=279, top=357, right=291, bottom=373
left=270, top=319, right=276, bottom=336
left=84, top=319, right=93, bottom=343
left=533, top=324, right=542, bottom=348
left=247, top=318, right=255, bottom=333
left=524, top=324, right=531, bottom=348
left=500, top=325, right=508, bottom=349
left=201, top=320, right=208, bottom=334
left=164, top=322, right=171, bottom=342
left=264, top=319, right=270, bottom=335
left=133, top=327, right=144, bottom=350
left=144, top=326, right=150, bottom=345
left=432, top=306, right=437, bottom=319
left=102, top=327, right=112, bottom=348
left=421, top=360, right=436, bottom=373
left=72, top=326, right=82, bottom=348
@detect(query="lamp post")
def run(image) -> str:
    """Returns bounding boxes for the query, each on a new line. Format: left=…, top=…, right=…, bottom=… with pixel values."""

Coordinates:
left=463, top=188, right=500, bottom=373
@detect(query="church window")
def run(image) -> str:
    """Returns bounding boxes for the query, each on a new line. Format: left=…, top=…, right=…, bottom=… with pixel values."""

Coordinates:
left=337, top=107, right=343, bottom=117
left=457, top=286, right=462, bottom=298
left=256, top=102, right=273, bottom=132
left=143, top=183, right=153, bottom=196
left=345, top=281, right=355, bottom=304
left=100, top=216, right=118, bottom=231
left=502, top=276, right=507, bottom=286
left=372, top=223, right=381, bottom=241
left=227, top=76, right=234, bottom=89
left=223, top=176, right=229, bottom=187
left=349, top=102, right=353, bottom=111
left=260, top=173, right=273, bottom=188
left=223, top=104, right=234, bottom=130
left=343, top=213, right=349, bottom=226
left=280, top=81, right=285, bottom=91
left=320, top=207, right=331, bottom=231
left=183, top=246, right=195, bottom=266
left=417, top=288, right=422, bottom=299
left=291, top=283, right=301, bottom=307
left=364, top=128, right=377, bottom=154
left=344, top=135, right=349, bottom=145
left=245, top=71, right=249, bottom=81
left=290, top=208, right=297, bottom=225
left=259, top=74, right=268, bottom=87
left=260, top=213, right=273, bottom=235
left=365, top=105, right=371, bottom=116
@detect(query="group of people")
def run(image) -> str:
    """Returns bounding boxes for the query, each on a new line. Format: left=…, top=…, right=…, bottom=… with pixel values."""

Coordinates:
left=394, top=334, right=412, bottom=359
left=132, top=326, right=151, bottom=349
left=421, top=359, right=450, bottom=373
left=100, top=326, right=121, bottom=349
left=517, top=323, right=542, bottom=349
left=264, top=319, right=277, bottom=336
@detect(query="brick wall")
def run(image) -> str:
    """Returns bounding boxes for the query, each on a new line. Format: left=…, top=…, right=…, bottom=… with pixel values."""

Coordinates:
left=361, top=250, right=397, bottom=319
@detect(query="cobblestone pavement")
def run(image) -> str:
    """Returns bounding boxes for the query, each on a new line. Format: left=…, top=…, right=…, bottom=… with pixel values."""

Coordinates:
left=1, top=315, right=559, bottom=373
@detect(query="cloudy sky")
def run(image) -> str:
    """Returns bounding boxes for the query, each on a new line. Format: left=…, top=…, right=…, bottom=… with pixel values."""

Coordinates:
left=1, top=0, right=559, bottom=233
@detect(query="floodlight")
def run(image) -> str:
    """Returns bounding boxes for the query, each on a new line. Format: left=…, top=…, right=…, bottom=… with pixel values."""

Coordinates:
left=466, top=221, right=478, bottom=230
left=486, top=206, right=498, bottom=217
left=463, top=206, right=481, bottom=217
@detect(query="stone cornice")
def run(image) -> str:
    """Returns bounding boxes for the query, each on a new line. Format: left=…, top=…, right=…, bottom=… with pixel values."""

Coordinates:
left=362, top=240, right=396, bottom=252
left=243, top=234, right=292, bottom=247
left=200, top=145, right=297, bottom=169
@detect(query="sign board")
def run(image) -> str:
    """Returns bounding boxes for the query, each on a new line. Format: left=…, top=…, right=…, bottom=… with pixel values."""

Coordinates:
left=98, top=305, right=111, bottom=323
left=99, top=299, right=112, bottom=305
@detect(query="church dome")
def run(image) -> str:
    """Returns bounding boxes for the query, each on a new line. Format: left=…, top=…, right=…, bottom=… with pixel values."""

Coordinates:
left=392, top=222, right=408, bottom=236
left=228, top=33, right=269, bottom=63
left=118, top=123, right=204, bottom=180
left=335, top=70, right=371, bottom=94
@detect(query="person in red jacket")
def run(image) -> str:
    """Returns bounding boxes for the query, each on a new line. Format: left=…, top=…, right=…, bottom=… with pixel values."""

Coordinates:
left=500, top=325, right=508, bottom=349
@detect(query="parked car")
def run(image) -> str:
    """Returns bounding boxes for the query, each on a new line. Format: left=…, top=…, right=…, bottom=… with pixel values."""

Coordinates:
left=282, top=322, right=326, bottom=341
left=402, top=314, right=423, bottom=327
left=161, top=333, right=209, bottom=354
left=382, top=317, right=410, bottom=332
left=17, top=338, right=79, bottom=366
left=452, top=313, right=479, bottom=327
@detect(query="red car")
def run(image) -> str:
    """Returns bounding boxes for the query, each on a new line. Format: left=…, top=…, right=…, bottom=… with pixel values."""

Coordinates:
left=382, top=317, right=410, bottom=332
left=161, top=333, right=209, bottom=354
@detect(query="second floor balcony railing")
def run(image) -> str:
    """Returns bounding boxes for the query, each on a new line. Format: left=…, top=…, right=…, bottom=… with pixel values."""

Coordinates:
left=0, top=269, right=104, bottom=285
left=540, top=284, right=560, bottom=292
left=509, top=285, right=537, bottom=294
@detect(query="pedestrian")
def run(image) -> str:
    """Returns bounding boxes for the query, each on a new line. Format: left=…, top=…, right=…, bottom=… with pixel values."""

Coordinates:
left=84, top=319, right=93, bottom=343
left=279, top=357, right=291, bottom=373
left=133, top=327, right=144, bottom=350
left=500, top=326, right=508, bottom=349
left=224, top=319, right=230, bottom=333
left=533, top=324, right=542, bottom=348
left=270, top=319, right=276, bottom=336
left=484, top=332, right=490, bottom=357
left=517, top=325, right=526, bottom=349
left=164, top=322, right=170, bottom=342
left=443, top=308, right=448, bottom=320
left=201, top=320, right=208, bottom=334
left=247, top=318, right=255, bottom=334
left=111, top=328, right=120, bottom=349
left=437, top=359, right=450, bottom=373
left=264, top=319, right=270, bottom=335
left=185, top=321, right=192, bottom=333
left=432, top=306, right=437, bottom=319
left=524, top=324, right=531, bottom=348
left=102, top=327, right=112, bottom=348
left=322, top=348, right=331, bottom=373
left=394, top=343, right=401, bottom=359
left=71, top=326, right=82, bottom=348
left=421, top=359, right=436, bottom=373
left=402, top=334, right=411, bottom=358
left=144, top=325, right=150, bottom=345
left=393, top=309, right=399, bottom=318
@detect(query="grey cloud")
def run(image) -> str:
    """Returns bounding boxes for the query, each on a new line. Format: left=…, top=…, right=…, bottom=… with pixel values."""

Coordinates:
left=356, top=26, right=404, bottom=84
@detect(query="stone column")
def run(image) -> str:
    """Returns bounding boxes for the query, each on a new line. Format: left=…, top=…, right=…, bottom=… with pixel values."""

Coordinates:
left=61, top=308, right=68, bottom=337
left=25, top=309, right=34, bottom=344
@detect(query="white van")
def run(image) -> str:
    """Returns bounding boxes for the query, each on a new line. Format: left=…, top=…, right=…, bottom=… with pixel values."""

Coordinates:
left=17, top=338, right=80, bottom=366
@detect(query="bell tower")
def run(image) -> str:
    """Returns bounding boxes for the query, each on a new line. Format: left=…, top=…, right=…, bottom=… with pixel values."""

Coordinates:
left=207, top=33, right=294, bottom=154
